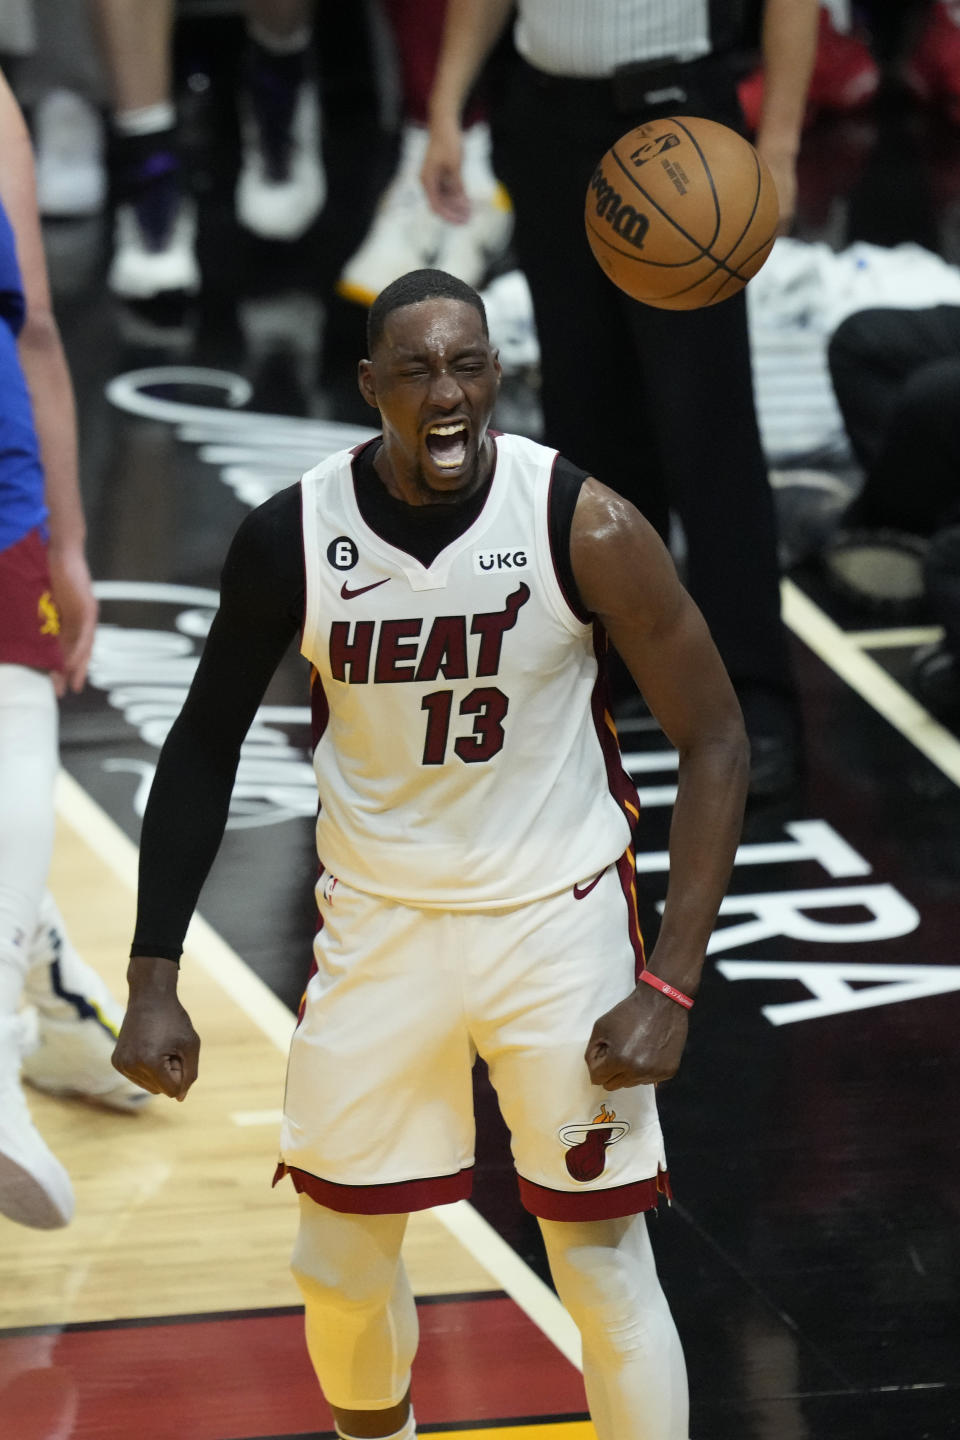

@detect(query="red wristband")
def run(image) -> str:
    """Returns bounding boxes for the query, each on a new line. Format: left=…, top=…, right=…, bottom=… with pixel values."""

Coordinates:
left=639, top=969, right=695, bottom=1009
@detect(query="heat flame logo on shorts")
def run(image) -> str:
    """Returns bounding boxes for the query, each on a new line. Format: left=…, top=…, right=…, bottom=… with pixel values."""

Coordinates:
left=559, top=1103, right=630, bottom=1182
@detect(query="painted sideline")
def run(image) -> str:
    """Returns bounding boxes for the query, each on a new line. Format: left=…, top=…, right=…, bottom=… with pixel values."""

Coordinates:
left=781, top=580, right=960, bottom=790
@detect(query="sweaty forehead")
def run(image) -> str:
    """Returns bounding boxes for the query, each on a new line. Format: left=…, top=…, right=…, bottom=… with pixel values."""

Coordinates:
left=380, top=298, right=486, bottom=357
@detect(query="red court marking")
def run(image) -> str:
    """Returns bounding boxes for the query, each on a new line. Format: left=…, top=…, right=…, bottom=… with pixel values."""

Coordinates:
left=0, top=1297, right=587, bottom=1440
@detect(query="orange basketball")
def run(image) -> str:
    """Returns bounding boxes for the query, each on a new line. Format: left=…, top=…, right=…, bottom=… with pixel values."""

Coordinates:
left=584, top=115, right=779, bottom=310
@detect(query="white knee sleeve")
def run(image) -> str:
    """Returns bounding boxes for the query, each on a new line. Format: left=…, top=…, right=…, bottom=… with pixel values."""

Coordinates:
left=291, top=1197, right=418, bottom=1412
left=539, top=1214, right=689, bottom=1440
left=0, top=666, right=58, bottom=1014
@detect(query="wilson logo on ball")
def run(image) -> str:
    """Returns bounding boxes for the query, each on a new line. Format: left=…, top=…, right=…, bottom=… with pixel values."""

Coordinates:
left=587, top=166, right=650, bottom=250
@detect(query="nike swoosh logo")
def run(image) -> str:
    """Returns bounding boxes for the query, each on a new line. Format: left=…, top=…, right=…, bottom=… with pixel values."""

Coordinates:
left=340, top=578, right=390, bottom=600
left=573, top=869, right=607, bottom=900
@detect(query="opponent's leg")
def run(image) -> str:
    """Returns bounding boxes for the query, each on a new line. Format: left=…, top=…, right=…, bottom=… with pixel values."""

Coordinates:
left=236, top=0, right=325, bottom=240
left=539, top=1213, right=689, bottom=1440
left=0, top=664, right=74, bottom=1228
left=91, top=0, right=200, bottom=298
left=22, top=890, right=152, bottom=1111
left=0, top=667, right=56, bottom=1013
left=290, top=1196, right=419, bottom=1439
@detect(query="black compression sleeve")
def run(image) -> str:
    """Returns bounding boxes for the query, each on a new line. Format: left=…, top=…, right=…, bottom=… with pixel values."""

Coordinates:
left=131, top=486, right=304, bottom=959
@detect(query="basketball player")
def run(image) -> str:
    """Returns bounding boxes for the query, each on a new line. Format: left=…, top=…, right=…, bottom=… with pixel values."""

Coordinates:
left=113, top=268, right=749, bottom=1440
left=0, top=68, right=149, bottom=1232
left=422, top=0, right=821, bottom=800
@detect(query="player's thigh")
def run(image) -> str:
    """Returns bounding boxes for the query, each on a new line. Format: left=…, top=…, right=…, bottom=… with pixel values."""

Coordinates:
left=474, top=864, right=664, bottom=1197
left=0, top=664, right=58, bottom=941
left=283, top=881, right=476, bottom=1185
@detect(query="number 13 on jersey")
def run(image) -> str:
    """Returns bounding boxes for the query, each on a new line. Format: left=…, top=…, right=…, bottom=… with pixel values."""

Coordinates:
left=421, top=687, right=509, bottom=765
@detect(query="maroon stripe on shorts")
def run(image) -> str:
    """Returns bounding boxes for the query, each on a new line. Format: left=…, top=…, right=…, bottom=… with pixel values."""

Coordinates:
left=272, top=1162, right=474, bottom=1213
left=0, top=526, right=64, bottom=671
left=518, top=1168, right=672, bottom=1221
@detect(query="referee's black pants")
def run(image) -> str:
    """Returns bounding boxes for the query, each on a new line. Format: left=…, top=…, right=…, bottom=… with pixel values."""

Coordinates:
left=491, top=58, right=793, bottom=705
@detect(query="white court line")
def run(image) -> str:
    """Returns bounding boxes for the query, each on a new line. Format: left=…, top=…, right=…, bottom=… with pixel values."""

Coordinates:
left=435, top=1201, right=582, bottom=1369
left=231, top=1109, right=286, bottom=1127
left=52, top=767, right=581, bottom=1370
left=54, top=770, right=297, bottom=1052
left=633, top=785, right=679, bottom=809
left=845, top=626, right=943, bottom=650
left=621, top=750, right=679, bottom=772
left=782, top=580, right=960, bottom=790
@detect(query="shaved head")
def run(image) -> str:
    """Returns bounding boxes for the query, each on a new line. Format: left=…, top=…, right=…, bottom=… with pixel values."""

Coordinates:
left=367, top=268, right=488, bottom=355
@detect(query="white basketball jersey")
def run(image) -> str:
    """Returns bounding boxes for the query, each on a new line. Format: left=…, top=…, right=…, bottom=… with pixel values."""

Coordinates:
left=300, top=432, right=640, bottom=908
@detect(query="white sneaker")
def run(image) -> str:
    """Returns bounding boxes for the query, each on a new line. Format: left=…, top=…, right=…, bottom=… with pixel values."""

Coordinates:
left=433, top=187, right=514, bottom=288
left=107, top=196, right=201, bottom=300
left=33, top=89, right=107, bottom=218
left=339, top=122, right=514, bottom=305
left=481, top=269, right=540, bottom=375
left=236, top=82, right=326, bottom=241
left=337, top=123, right=445, bottom=306
left=0, top=1012, right=75, bottom=1230
left=21, top=893, right=151, bottom=1114
left=433, top=122, right=513, bottom=288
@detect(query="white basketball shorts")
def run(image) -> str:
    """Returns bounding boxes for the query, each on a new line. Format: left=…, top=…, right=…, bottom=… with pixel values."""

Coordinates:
left=274, top=854, right=671, bottom=1220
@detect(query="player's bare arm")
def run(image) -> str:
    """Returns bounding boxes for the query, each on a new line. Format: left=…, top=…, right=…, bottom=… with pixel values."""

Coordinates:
left=112, top=954, right=199, bottom=1102
left=0, top=70, right=97, bottom=694
left=571, top=479, right=750, bottom=1090
left=423, top=0, right=514, bottom=222
left=754, top=0, right=820, bottom=231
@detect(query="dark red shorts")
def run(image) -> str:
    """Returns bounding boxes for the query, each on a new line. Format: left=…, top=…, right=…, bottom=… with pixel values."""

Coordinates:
left=0, top=526, right=64, bottom=672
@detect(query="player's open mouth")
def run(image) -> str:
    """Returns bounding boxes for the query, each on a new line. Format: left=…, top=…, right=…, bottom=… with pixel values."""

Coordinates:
left=425, top=421, right=469, bottom=470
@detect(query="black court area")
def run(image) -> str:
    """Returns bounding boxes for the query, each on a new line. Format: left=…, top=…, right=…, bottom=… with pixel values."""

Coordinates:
left=12, top=7, right=960, bottom=1440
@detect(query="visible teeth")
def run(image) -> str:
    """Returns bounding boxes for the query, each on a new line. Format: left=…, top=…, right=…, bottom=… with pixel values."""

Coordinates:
left=426, top=419, right=468, bottom=469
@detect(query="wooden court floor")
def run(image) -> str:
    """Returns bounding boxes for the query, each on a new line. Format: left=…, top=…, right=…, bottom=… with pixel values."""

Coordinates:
left=0, top=804, right=596, bottom=1438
